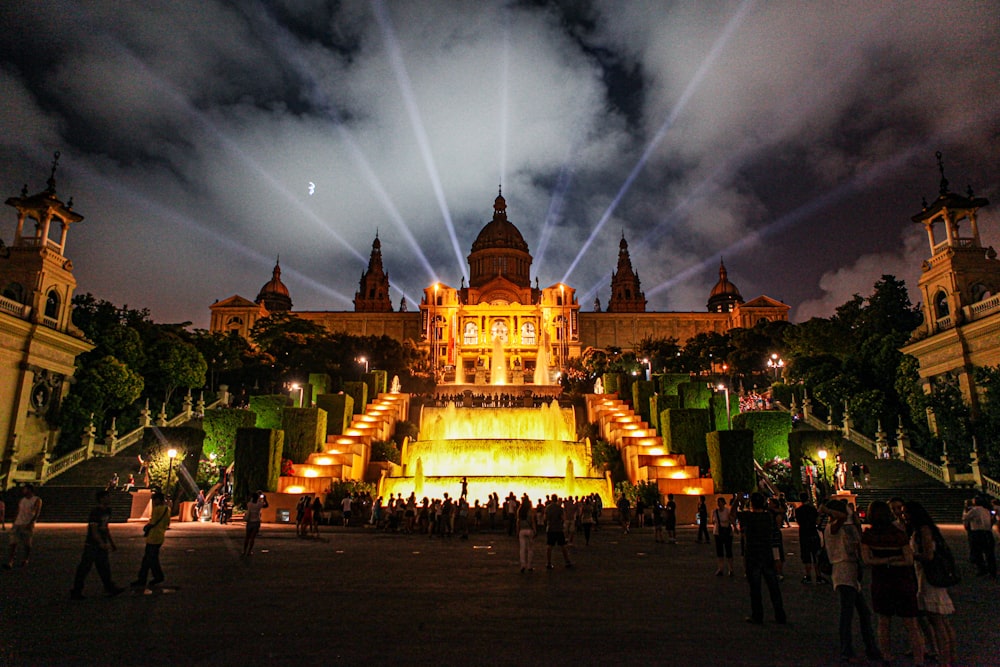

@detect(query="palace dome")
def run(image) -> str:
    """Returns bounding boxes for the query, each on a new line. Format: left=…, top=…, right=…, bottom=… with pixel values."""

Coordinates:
left=707, top=259, right=743, bottom=313
left=470, top=192, right=529, bottom=253
left=256, top=259, right=292, bottom=311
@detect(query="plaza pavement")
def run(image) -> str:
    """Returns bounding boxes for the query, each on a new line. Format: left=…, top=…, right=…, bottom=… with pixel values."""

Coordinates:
left=0, top=521, right=996, bottom=666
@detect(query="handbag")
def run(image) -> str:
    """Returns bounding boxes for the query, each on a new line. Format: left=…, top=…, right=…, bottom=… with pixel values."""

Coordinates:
left=924, top=531, right=960, bottom=588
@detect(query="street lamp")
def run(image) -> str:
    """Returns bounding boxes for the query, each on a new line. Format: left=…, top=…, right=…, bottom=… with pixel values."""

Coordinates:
left=767, top=353, right=784, bottom=381
left=818, top=448, right=828, bottom=497
left=716, top=384, right=732, bottom=430
left=357, top=356, right=369, bottom=374
left=166, top=448, right=178, bottom=496
left=642, top=358, right=651, bottom=381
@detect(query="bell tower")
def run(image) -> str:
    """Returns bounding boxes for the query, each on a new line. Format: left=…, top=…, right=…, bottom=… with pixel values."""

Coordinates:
left=1, top=152, right=94, bottom=489
left=354, top=232, right=393, bottom=312
left=607, top=233, right=646, bottom=312
left=910, top=152, right=994, bottom=336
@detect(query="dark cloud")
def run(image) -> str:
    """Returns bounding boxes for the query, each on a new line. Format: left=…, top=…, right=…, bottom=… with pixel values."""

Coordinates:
left=0, top=0, right=997, bottom=327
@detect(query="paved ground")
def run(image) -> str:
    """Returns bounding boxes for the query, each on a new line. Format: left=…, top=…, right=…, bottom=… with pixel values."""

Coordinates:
left=0, top=521, right=996, bottom=666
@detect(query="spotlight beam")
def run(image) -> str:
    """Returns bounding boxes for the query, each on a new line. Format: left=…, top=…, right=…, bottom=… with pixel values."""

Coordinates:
left=560, top=0, right=753, bottom=284
left=372, top=0, right=468, bottom=284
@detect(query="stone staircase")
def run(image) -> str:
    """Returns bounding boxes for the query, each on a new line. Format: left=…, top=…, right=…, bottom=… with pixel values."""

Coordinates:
left=26, top=487, right=135, bottom=523
left=826, top=434, right=972, bottom=523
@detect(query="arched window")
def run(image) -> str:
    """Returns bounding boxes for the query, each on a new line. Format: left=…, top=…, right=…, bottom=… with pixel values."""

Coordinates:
left=971, top=283, right=992, bottom=302
left=2, top=282, right=25, bottom=303
left=44, top=289, right=60, bottom=319
left=521, top=322, right=536, bottom=346
left=934, top=291, right=950, bottom=319
left=463, top=321, right=478, bottom=345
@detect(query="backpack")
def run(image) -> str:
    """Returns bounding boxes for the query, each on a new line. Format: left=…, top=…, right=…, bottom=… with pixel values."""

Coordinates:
left=923, top=531, right=960, bottom=588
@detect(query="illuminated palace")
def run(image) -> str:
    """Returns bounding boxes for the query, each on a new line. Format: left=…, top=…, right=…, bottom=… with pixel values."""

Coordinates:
left=210, top=190, right=789, bottom=378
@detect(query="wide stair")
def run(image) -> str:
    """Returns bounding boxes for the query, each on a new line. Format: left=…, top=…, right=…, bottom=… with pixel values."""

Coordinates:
left=35, top=442, right=144, bottom=523
left=823, top=433, right=973, bottom=523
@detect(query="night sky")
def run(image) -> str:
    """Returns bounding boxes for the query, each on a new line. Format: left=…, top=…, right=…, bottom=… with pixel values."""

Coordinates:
left=1, top=1, right=998, bottom=328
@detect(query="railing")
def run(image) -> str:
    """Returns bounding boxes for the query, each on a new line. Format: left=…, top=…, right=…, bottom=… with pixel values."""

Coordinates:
left=843, top=428, right=878, bottom=457
left=981, top=474, right=1000, bottom=499
left=44, top=447, right=89, bottom=480
left=935, top=315, right=953, bottom=331
left=900, top=448, right=945, bottom=482
left=0, top=294, right=31, bottom=318
left=42, top=315, right=59, bottom=329
left=966, top=293, right=1000, bottom=320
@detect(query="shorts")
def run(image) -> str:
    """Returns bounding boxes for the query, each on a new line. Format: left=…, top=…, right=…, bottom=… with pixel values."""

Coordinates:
left=714, top=527, right=733, bottom=558
left=12, top=525, right=33, bottom=546
left=799, top=533, right=821, bottom=563
left=546, top=531, right=567, bottom=546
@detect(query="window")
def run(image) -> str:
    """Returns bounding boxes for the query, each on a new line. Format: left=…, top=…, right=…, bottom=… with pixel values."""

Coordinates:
left=934, top=291, right=950, bottom=319
left=44, top=289, right=60, bottom=319
left=463, top=321, right=478, bottom=345
left=2, top=282, right=25, bottom=303
left=521, top=322, right=536, bottom=346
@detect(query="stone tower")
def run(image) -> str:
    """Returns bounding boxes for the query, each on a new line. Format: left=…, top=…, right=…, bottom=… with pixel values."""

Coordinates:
left=606, top=234, right=646, bottom=312
left=354, top=233, right=393, bottom=312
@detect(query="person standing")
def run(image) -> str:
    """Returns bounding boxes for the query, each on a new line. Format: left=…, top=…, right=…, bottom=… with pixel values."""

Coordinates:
left=713, top=496, right=735, bottom=577
left=460, top=476, right=468, bottom=500
left=617, top=493, right=631, bottom=535
left=664, top=493, right=677, bottom=544
left=736, top=492, right=786, bottom=624
left=516, top=495, right=536, bottom=573
left=131, top=491, right=170, bottom=590
left=242, top=491, right=268, bottom=557
left=823, top=499, right=880, bottom=662
left=795, top=493, right=826, bottom=584
left=964, top=496, right=996, bottom=579
left=580, top=495, right=595, bottom=546
left=340, top=493, right=353, bottom=528
left=487, top=492, right=498, bottom=531
left=861, top=500, right=924, bottom=665
left=70, top=490, right=125, bottom=599
left=905, top=500, right=956, bottom=666
left=696, top=495, right=710, bottom=544
left=6, top=484, right=42, bottom=569
left=544, top=495, right=573, bottom=570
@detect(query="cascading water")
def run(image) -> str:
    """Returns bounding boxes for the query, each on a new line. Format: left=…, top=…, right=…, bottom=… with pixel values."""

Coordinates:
left=490, top=336, right=506, bottom=385
left=534, top=330, right=550, bottom=385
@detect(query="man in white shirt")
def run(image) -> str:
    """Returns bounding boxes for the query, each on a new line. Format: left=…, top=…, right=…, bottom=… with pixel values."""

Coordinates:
left=964, top=496, right=996, bottom=579
left=6, top=484, right=42, bottom=569
left=242, top=491, right=268, bottom=557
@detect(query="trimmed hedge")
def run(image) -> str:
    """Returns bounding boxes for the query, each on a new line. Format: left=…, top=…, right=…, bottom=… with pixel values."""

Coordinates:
left=661, top=408, right=711, bottom=469
left=308, top=373, right=331, bottom=399
left=732, top=411, right=792, bottom=462
left=233, top=427, right=284, bottom=506
left=678, top=381, right=712, bottom=409
left=602, top=373, right=620, bottom=396
left=649, top=394, right=661, bottom=433
left=249, top=395, right=292, bottom=430
left=788, top=430, right=841, bottom=494
left=343, top=381, right=368, bottom=414
left=657, top=373, right=690, bottom=397
left=316, top=393, right=354, bottom=436
left=364, top=370, right=388, bottom=399
left=708, top=391, right=738, bottom=432
left=631, top=380, right=656, bottom=425
left=203, top=408, right=256, bottom=466
left=140, top=426, right=205, bottom=500
left=707, top=430, right=755, bottom=493
left=280, top=407, right=328, bottom=463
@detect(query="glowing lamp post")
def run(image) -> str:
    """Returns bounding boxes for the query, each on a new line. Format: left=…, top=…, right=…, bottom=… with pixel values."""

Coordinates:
left=357, top=356, right=368, bottom=374
left=818, top=448, right=828, bottom=497
left=767, top=353, right=784, bottom=381
left=166, top=448, right=178, bottom=496
left=290, top=382, right=304, bottom=408
left=717, top=384, right=732, bottom=430
left=642, top=358, right=651, bottom=381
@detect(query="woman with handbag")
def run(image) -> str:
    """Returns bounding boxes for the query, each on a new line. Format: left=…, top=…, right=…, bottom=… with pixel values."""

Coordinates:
left=904, top=501, right=956, bottom=667
left=824, top=499, right=880, bottom=662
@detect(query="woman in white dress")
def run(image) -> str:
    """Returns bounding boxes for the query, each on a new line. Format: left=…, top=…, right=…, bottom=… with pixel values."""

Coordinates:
left=904, top=500, right=956, bottom=667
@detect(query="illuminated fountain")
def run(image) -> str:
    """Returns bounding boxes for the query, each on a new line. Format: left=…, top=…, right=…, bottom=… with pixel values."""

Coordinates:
left=533, top=330, right=550, bottom=385
left=379, top=402, right=613, bottom=504
left=490, top=336, right=506, bottom=385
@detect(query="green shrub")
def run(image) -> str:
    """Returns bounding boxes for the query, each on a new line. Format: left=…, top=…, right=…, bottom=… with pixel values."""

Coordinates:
left=602, top=373, right=619, bottom=396
left=370, top=440, right=401, bottom=464
left=614, top=480, right=637, bottom=504
left=249, top=395, right=292, bottom=430
left=637, top=480, right=661, bottom=506
left=203, top=408, right=256, bottom=466
left=661, top=408, right=711, bottom=469
left=343, top=381, right=368, bottom=413
left=708, top=390, right=738, bottom=431
left=678, top=381, right=712, bottom=409
left=315, top=393, right=354, bottom=435
left=280, top=407, right=328, bottom=463
left=364, top=370, right=388, bottom=399
left=324, top=479, right=376, bottom=508
left=658, top=374, right=690, bottom=396
left=732, top=411, right=792, bottom=462
left=590, top=438, right=627, bottom=485
left=788, top=431, right=841, bottom=494
left=233, top=427, right=283, bottom=506
left=308, top=373, right=331, bottom=399
left=140, top=426, right=205, bottom=500
left=393, top=421, right=419, bottom=445
left=631, top=380, right=656, bottom=425
left=706, top=430, right=755, bottom=494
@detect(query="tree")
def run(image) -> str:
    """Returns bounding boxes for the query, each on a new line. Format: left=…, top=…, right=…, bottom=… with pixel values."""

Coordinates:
left=142, top=333, right=207, bottom=405
left=973, top=366, right=1000, bottom=475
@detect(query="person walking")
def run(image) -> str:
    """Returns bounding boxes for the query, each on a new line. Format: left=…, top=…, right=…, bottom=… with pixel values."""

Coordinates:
left=544, top=495, right=573, bottom=569
left=516, top=495, right=537, bottom=573
left=6, top=484, right=42, bottom=569
left=713, top=496, right=735, bottom=576
left=963, top=496, right=996, bottom=579
left=131, top=491, right=170, bottom=590
left=906, top=500, right=957, bottom=666
left=823, top=499, right=880, bottom=663
left=70, top=490, right=125, bottom=599
left=795, top=492, right=826, bottom=584
left=242, top=491, right=268, bottom=557
left=736, top=493, right=786, bottom=624
left=617, top=493, right=631, bottom=535
left=580, top=495, right=595, bottom=546
left=861, top=500, right=924, bottom=665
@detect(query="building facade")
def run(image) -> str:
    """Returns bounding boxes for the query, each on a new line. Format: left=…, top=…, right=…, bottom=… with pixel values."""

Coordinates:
left=0, top=155, right=94, bottom=489
left=211, top=189, right=790, bottom=382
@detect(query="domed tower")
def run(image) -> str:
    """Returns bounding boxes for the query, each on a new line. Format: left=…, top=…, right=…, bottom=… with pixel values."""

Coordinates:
left=354, top=233, right=393, bottom=312
left=707, top=259, right=743, bottom=313
left=607, top=233, right=646, bottom=312
left=467, top=188, right=532, bottom=290
left=256, top=258, right=292, bottom=312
